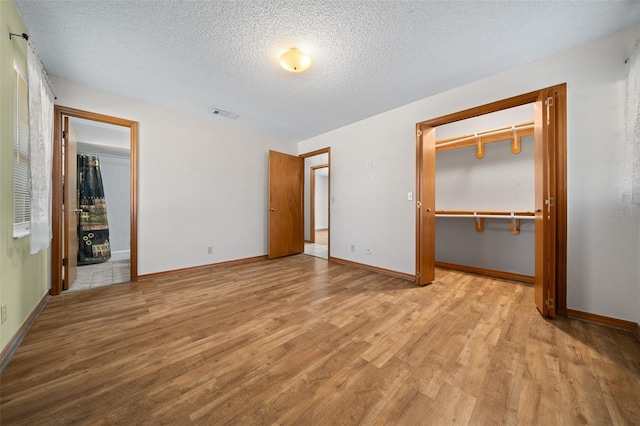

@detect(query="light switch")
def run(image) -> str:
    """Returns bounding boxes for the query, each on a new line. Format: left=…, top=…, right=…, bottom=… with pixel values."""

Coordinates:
left=408, top=192, right=413, bottom=201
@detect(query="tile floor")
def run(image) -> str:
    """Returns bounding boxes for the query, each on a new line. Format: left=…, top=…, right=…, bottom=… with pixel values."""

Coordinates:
left=304, top=242, right=328, bottom=259
left=66, top=259, right=131, bottom=293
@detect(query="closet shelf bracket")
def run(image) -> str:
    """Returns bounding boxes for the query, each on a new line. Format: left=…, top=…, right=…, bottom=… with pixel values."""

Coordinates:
left=474, top=212, right=484, bottom=232
left=511, top=126, right=521, bottom=154
left=510, top=212, right=520, bottom=235
left=475, top=136, right=484, bottom=159
left=435, top=210, right=534, bottom=235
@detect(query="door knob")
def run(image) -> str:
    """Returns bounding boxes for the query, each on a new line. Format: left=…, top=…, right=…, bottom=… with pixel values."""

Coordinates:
left=269, top=208, right=276, bottom=212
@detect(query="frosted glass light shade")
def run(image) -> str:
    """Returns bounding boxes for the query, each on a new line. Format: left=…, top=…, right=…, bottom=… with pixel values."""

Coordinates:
left=279, top=48, right=311, bottom=73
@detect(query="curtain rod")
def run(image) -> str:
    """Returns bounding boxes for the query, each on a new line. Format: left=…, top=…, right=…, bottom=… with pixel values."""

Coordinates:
left=9, top=32, right=29, bottom=41
left=8, top=31, right=57, bottom=100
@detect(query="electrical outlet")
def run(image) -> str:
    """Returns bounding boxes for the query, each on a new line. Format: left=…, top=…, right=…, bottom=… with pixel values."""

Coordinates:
left=1, top=304, right=7, bottom=324
left=366, top=246, right=372, bottom=255
left=207, top=246, right=213, bottom=255
left=350, top=244, right=355, bottom=252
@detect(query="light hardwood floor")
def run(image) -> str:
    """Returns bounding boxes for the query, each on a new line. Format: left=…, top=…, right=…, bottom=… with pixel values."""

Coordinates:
left=1, top=255, right=639, bottom=425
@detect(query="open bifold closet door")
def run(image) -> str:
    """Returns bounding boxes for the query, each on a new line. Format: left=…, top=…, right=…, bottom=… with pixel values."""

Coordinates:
left=415, top=85, right=566, bottom=318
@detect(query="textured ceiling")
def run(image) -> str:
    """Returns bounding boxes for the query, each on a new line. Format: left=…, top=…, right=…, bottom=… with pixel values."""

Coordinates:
left=14, top=1, right=640, bottom=142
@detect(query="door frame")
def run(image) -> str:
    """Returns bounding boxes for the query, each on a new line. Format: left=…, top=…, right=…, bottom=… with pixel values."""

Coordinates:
left=309, top=163, right=329, bottom=244
left=300, top=148, right=331, bottom=258
left=415, top=84, right=567, bottom=315
left=51, top=105, right=139, bottom=296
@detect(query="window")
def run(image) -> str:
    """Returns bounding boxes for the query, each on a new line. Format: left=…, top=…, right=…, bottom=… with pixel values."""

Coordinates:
left=13, top=65, right=29, bottom=238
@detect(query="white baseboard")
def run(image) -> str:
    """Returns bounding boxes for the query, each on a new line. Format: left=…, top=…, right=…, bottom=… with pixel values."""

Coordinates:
left=110, top=250, right=130, bottom=261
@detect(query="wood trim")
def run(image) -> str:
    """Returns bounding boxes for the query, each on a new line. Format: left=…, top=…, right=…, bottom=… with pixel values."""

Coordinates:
left=635, top=323, right=640, bottom=342
left=566, top=309, right=638, bottom=332
left=329, top=256, right=414, bottom=281
left=51, top=109, right=63, bottom=296
left=418, top=89, right=542, bottom=128
left=309, top=166, right=316, bottom=243
left=299, top=147, right=331, bottom=259
left=51, top=106, right=139, bottom=295
left=54, top=105, right=136, bottom=127
left=435, top=261, right=535, bottom=284
left=138, top=255, right=268, bottom=280
left=0, top=292, right=49, bottom=372
left=130, top=121, right=139, bottom=282
left=299, top=148, right=330, bottom=159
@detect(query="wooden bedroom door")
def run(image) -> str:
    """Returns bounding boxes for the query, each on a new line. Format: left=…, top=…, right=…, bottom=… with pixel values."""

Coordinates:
left=268, top=150, right=304, bottom=259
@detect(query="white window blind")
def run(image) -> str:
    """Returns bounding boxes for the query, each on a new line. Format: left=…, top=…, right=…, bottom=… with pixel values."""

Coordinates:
left=13, top=65, right=30, bottom=238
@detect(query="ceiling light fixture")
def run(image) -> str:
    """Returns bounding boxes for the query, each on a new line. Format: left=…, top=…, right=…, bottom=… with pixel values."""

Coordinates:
left=279, top=48, right=311, bottom=73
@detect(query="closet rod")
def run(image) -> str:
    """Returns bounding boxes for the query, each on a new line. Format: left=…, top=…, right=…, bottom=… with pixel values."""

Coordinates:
left=436, top=123, right=534, bottom=149
left=436, top=213, right=534, bottom=220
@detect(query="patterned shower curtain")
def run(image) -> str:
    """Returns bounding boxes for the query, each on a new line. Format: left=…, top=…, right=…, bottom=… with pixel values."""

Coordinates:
left=77, top=154, right=111, bottom=264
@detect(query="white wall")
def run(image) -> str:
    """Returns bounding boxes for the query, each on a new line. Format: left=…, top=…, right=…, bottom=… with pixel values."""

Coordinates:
left=315, top=174, right=329, bottom=229
left=53, top=77, right=296, bottom=275
left=99, top=155, right=130, bottom=260
left=299, top=25, right=640, bottom=322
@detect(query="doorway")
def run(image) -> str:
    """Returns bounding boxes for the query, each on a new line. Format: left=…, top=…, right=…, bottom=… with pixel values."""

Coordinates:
left=266, top=147, right=331, bottom=260
left=301, top=148, right=330, bottom=260
left=415, top=84, right=567, bottom=317
left=68, top=117, right=131, bottom=292
left=51, top=106, right=139, bottom=296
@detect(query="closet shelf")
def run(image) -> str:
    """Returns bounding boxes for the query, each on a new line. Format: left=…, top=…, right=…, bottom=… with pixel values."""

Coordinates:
left=435, top=210, right=535, bottom=235
left=436, top=121, right=534, bottom=157
left=435, top=210, right=535, bottom=219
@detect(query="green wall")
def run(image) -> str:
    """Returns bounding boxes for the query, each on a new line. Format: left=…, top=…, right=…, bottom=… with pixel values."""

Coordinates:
left=1, top=0, right=49, bottom=355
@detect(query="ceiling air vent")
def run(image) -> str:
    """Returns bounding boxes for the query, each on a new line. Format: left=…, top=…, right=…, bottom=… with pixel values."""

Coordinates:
left=212, top=108, right=239, bottom=120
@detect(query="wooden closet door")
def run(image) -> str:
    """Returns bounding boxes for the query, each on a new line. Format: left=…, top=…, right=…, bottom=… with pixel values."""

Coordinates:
left=534, top=90, right=556, bottom=317
left=416, top=125, right=435, bottom=285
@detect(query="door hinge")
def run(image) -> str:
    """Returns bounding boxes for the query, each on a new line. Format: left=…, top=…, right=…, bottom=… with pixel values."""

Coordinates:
left=547, top=299, right=554, bottom=310
left=416, top=200, right=422, bottom=208
left=417, top=129, right=422, bottom=137
left=416, top=272, right=421, bottom=279
left=62, top=258, right=67, bottom=266
left=545, top=197, right=554, bottom=207
left=62, top=130, right=67, bottom=139
left=545, top=97, right=554, bottom=125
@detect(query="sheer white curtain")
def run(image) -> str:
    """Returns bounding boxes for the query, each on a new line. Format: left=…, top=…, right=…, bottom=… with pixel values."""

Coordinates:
left=27, top=42, right=55, bottom=254
left=623, top=38, right=640, bottom=204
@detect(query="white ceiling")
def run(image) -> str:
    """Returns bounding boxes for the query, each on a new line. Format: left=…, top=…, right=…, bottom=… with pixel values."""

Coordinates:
left=15, top=1, right=640, bottom=142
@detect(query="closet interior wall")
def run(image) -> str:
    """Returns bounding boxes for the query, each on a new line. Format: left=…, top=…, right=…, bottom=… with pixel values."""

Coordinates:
left=435, top=104, right=535, bottom=277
